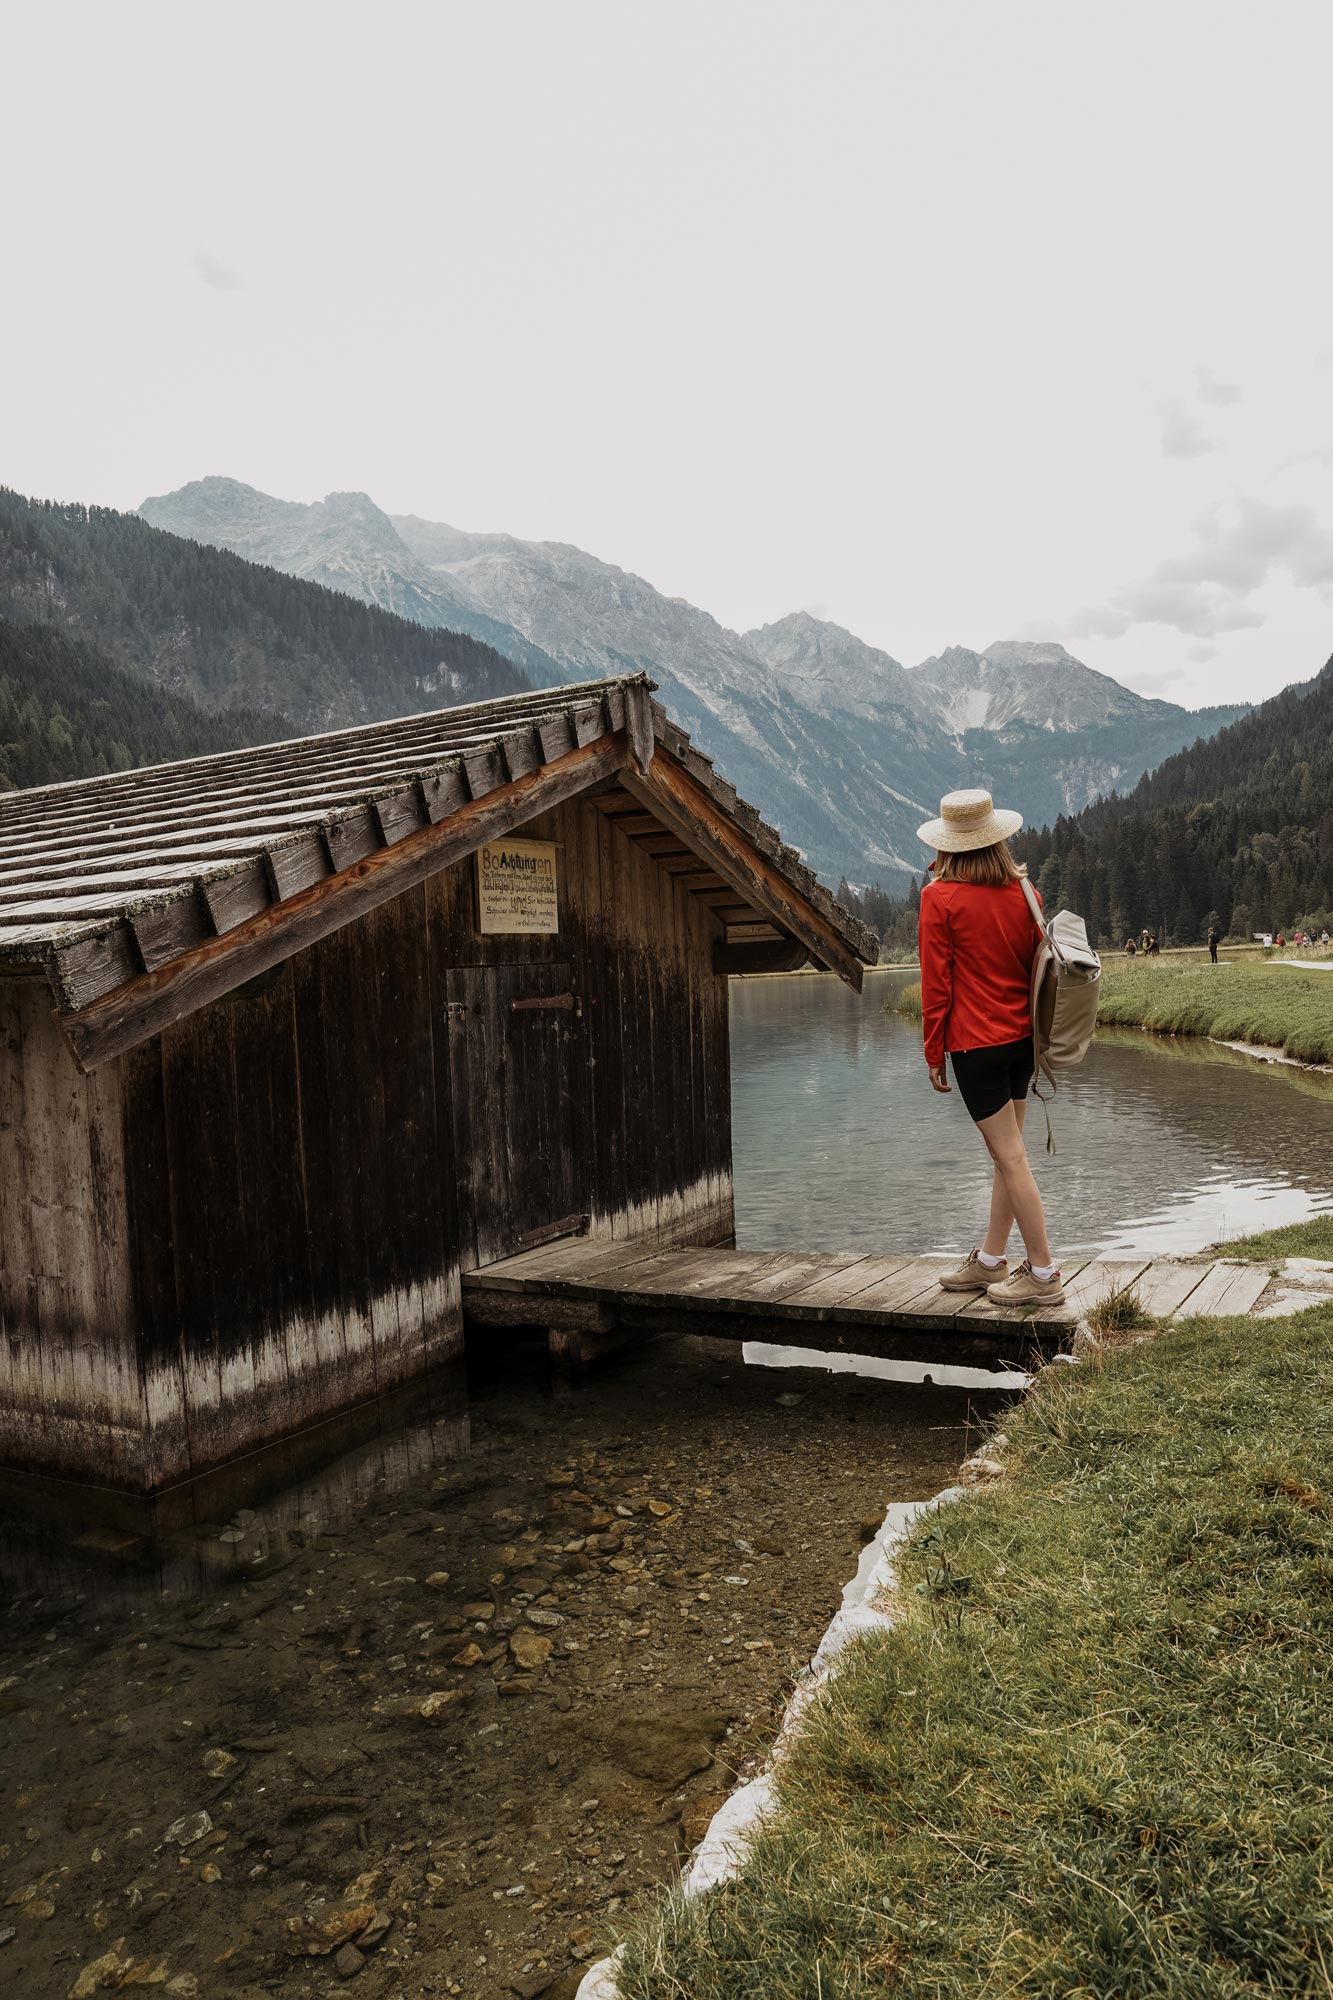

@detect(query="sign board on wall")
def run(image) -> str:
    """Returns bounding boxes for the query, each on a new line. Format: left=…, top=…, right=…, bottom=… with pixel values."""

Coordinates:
left=475, top=838, right=559, bottom=934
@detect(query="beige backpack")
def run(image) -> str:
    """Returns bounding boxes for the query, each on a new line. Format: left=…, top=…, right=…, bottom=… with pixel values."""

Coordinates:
left=1021, top=877, right=1101, bottom=1149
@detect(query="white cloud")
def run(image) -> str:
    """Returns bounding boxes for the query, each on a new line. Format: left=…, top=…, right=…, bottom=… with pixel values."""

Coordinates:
left=1276, top=444, right=1333, bottom=473
left=1118, top=663, right=1190, bottom=697
left=1157, top=398, right=1216, bottom=458
left=1071, top=497, right=1333, bottom=641
left=192, top=246, right=242, bottom=292
left=1195, top=366, right=1242, bottom=407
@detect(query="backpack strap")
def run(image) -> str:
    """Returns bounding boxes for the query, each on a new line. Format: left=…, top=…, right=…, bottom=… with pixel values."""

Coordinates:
left=1020, top=876, right=1058, bottom=1148
left=1029, top=1063, right=1057, bottom=1153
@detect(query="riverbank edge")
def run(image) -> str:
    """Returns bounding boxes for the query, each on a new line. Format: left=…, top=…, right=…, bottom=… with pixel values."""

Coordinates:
left=591, top=1303, right=1333, bottom=1997
left=575, top=1336, right=1086, bottom=2000
left=890, top=974, right=1333, bottom=1076
left=574, top=1477, right=982, bottom=2000
left=1091, top=956, right=1333, bottom=1066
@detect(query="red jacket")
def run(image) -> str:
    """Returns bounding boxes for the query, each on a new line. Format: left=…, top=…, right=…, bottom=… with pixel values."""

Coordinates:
left=917, top=875, right=1041, bottom=1069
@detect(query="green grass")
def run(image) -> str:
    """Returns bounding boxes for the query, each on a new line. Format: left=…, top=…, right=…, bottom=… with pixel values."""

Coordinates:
left=614, top=1310, right=1333, bottom=1998
left=1097, top=953, right=1333, bottom=1066
left=893, top=979, right=923, bottom=1020
left=1208, top=1214, right=1333, bottom=1264
left=1083, top=1279, right=1155, bottom=1339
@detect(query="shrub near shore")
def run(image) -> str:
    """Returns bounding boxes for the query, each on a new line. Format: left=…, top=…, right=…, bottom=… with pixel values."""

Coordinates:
left=614, top=1307, right=1333, bottom=1999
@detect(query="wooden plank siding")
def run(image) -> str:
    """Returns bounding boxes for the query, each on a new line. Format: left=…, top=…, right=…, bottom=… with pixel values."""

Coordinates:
left=0, top=982, right=141, bottom=1483
left=121, top=888, right=464, bottom=1490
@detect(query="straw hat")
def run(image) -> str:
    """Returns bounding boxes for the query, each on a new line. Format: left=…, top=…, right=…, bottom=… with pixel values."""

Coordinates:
left=916, top=788, right=1023, bottom=853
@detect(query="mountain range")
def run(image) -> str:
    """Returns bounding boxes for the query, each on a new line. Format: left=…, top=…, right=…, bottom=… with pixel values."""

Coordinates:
left=140, top=477, right=1244, bottom=885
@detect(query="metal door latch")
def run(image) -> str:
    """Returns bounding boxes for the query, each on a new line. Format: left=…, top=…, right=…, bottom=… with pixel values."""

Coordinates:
left=446, top=1001, right=468, bottom=1022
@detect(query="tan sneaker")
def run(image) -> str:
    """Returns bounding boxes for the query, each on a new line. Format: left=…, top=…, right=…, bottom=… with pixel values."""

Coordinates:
left=938, top=1250, right=1008, bottom=1292
left=986, top=1260, right=1065, bottom=1306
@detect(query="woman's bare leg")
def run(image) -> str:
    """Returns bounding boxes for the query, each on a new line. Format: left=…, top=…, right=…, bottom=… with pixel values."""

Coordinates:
left=981, top=1099, right=1025, bottom=1258
left=976, top=1098, right=1053, bottom=1268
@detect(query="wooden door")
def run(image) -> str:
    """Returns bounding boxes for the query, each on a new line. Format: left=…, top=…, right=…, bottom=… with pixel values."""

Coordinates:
left=446, top=960, right=580, bottom=1269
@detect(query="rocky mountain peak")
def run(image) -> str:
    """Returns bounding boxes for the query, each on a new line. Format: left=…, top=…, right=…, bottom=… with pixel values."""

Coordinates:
left=981, top=639, right=1082, bottom=671
left=742, top=612, right=911, bottom=718
left=912, top=638, right=1151, bottom=734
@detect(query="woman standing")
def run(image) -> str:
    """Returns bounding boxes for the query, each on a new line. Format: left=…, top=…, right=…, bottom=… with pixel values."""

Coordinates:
left=916, top=789, right=1063, bottom=1306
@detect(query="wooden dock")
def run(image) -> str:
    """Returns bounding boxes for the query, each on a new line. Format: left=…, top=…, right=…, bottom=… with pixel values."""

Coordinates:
left=462, top=1240, right=1276, bottom=1374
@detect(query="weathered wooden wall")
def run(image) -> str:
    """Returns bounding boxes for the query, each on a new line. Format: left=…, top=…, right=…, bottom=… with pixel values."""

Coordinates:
left=0, top=793, right=734, bottom=1491
left=123, top=890, right=465, bottom=1490
left=0, top=980, right=141, bottom=1483
left=427, top=795, right=734, bottom=1264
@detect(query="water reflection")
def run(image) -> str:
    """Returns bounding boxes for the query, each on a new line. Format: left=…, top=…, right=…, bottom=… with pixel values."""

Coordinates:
left=730, top=970, right=1333, bottom=1258
left=0, top=1384, right=458, bottom=1613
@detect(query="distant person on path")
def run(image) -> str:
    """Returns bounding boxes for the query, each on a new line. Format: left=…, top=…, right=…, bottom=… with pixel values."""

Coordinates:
left=1207, top=926, right=1219, bottom=964
left=1125, top=936, right=1137, bottom=956
left=1148, top=934, right=1160, bottom=956
left=916, top=789, right=1064, bottom=1307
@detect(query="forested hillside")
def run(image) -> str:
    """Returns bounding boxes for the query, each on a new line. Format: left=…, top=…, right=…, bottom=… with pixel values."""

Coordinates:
left=1013, top=657, right=1333, bottom=943
left=0, top=616, right=287, bottom=791
left=0, top=489, right=529, bottom=738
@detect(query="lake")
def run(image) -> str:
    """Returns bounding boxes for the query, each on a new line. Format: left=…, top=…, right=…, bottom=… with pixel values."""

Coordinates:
left=730, top=969, right=1333, bottom=1260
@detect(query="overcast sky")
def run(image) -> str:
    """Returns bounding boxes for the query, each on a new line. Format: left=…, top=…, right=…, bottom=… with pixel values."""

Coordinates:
left=5, top=2, right=1332, bottom=709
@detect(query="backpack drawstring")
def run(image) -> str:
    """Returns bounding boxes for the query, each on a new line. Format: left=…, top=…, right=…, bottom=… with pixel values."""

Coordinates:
left=1031, top=1048, right=1057, bottom=1153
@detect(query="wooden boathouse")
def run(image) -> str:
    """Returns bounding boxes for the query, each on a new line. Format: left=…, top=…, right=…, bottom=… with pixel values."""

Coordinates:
left=0, top=675, right=879, bottom=1492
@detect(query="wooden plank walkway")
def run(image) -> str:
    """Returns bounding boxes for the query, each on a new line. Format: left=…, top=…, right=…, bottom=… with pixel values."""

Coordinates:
left=462, top=1239, right=1275, bottom=1373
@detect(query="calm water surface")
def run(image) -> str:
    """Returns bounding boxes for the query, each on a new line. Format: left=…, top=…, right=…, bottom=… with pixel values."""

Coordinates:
left=730, top=969, right=1333, bottom=1259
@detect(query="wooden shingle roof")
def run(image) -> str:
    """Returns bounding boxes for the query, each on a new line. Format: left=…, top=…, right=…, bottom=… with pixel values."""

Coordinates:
left=0, top=673, right=878, bottom=1067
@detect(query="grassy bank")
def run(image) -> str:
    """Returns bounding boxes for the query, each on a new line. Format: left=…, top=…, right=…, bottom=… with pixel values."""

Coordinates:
left=614, top=1308, right=1333, bottom=1998
left=1097, top=953, right=1333, bottom=1065
left=891, top=953, right=1333, bottom=1065
left=1210, top=1212, right=1333, bottom=1264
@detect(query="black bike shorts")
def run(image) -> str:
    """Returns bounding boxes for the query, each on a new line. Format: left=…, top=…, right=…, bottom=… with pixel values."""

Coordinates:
left=949, top=1036, right=1035, bottom=1124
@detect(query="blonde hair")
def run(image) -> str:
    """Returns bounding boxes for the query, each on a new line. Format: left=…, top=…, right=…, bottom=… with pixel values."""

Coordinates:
left=932, top=839, right=1026, bottom=887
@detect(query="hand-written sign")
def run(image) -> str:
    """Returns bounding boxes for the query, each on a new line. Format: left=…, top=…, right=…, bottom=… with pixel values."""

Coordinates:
left=476, top=838, right=559, bottom=934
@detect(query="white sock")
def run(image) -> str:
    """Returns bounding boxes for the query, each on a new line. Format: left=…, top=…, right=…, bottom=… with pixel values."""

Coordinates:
left=977, top=1249, right=1005, bottom=1268
left=1029, top=1261, right=1059, bottom=1282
